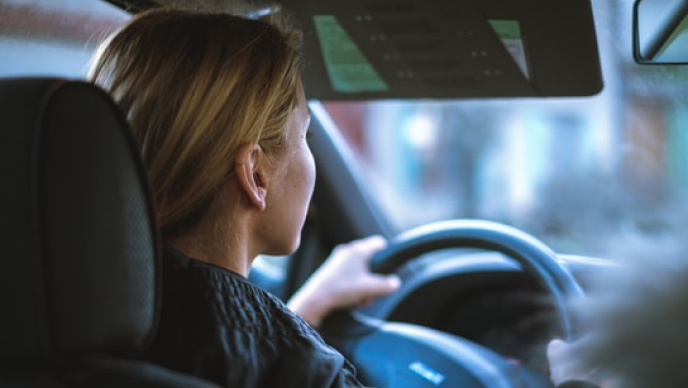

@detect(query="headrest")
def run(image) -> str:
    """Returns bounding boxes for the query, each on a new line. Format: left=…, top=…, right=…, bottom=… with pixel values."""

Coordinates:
left=0, top=78, right=160, bottom=360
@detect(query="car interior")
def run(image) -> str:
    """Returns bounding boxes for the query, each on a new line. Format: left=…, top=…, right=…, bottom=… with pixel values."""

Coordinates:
left=1, top=0, right=687, bottom=387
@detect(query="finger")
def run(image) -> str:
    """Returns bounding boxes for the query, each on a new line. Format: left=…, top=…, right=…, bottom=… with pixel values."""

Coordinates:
left=359, top=274, right=402, bottom=297
left=351, top=235, right=387, bottom=261
left=547, top=338, right=567, bottom=360
left=355, top=235, right=387, bottom=252
left=330, top=235, right=386, bottom=260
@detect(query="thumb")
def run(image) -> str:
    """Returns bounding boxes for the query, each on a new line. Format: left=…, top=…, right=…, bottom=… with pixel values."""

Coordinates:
left=547, top=338, right=568, bottom=358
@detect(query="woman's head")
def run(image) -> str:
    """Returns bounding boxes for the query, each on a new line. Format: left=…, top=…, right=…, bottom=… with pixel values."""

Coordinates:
left=89, top=9, right=309, bottom=245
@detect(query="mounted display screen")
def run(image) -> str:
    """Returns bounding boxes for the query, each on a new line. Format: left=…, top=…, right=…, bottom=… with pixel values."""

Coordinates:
left=290, top=0, right=603, bottom=100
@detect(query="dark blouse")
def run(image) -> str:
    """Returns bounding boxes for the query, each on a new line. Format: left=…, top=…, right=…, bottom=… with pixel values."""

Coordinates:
left=144, top=246, right=599, bottom=388
left=143, top=246, right=368, bottom=388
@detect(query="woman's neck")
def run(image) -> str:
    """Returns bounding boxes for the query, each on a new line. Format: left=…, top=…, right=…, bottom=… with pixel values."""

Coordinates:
left=168, top=224, right=253, bottom=277
left=165, top=184, right=264, bottom=277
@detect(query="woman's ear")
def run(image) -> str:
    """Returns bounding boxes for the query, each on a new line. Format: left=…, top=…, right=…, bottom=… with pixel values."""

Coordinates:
left=235, top=143, right=269, bottom=211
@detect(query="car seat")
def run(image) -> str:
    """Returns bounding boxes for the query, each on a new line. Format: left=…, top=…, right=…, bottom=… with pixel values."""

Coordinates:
left=0, top=77, right=221, bottom=388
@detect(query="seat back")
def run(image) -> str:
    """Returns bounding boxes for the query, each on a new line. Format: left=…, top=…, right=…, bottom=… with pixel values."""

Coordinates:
left=0, top=77, right=220, bottom=388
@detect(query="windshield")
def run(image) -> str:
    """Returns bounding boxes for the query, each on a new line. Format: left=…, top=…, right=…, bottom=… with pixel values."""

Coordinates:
left=4, top=0, right=687, bottom=260
left=321, top=0, right=688, bottom=257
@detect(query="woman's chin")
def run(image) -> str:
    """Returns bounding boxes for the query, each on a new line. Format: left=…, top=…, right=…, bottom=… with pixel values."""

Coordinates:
left=264, top=238, right=301, bottom=257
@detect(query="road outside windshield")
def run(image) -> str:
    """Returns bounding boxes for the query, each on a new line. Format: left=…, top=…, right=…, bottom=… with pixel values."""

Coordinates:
left=322, top=0, right=688, bottom=258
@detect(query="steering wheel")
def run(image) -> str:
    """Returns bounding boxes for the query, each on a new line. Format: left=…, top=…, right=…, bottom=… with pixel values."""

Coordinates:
left=320, top=219, right=585, bottom=388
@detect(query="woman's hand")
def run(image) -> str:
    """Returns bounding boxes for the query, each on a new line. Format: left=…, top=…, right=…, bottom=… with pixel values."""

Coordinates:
left=288, top=235, right=401, bottom=327
left=548, top=339, right=590, bottom=386
left=547, top=338, right=614, bottom=388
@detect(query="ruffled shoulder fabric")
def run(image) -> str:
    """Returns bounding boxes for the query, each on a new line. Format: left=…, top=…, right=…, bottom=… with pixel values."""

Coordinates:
left=143, top=246, right=368, bottom=388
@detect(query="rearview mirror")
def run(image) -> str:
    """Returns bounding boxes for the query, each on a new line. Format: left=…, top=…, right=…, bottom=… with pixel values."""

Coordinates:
left=634, top=0, right=688, bottom=64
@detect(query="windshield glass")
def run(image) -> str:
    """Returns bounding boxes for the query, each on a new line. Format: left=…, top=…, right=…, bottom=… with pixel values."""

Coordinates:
left=321, top=0, right=688, bottom=257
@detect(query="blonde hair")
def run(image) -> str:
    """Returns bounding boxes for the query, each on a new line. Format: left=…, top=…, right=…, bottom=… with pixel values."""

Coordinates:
left=89, top=9, right=303, bottom=239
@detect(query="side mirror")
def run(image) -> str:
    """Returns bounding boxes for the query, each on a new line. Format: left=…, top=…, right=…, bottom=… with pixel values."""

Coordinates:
left=634, top=0, right=688, bottom=64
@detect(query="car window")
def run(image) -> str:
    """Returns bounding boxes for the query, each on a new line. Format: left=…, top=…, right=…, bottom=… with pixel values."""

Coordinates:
left=321, top=0, right=688, bottom=258
left=0, top=0, right=129, bottom=78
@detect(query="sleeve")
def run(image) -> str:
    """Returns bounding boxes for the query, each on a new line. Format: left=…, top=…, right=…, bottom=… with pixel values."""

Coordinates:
left=257, top=340, right=373, bottom=388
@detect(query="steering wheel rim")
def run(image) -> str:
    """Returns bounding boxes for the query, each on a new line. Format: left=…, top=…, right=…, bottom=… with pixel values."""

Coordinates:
left=369, top=218, right=584, bottom=340
left=321, top=219, right=585, bottom=388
